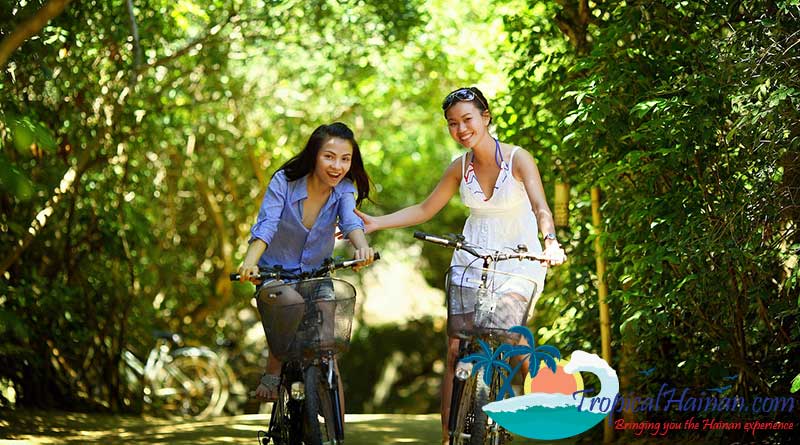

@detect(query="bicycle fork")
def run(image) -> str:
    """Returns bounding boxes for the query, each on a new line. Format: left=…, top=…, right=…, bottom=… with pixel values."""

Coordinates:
left=448, top=379, right=466, bottom=444
left=448, top=339, right=472, bottom=444
left=326, top=353, right=345, bottom=443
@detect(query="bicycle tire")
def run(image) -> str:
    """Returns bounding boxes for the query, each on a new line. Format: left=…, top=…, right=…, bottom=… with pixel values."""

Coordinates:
left=303, top=365, right=335, bottom=445
left=171, top=347, right=229, bottom=416
left=469, top=367, right=490, bottom=445
left=288, top=396, right=304, bottom=444
left=152, top=354, right=223, bottom=419
left=318, top=377, right=339, bottom=442
left=451, top=372, right=475, bottom=445
left=266, top=385, right=285, bottom=444
left=450, top=367, right=491, bottom=445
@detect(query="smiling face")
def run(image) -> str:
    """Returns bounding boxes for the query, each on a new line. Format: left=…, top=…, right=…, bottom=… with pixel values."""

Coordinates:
left=313, top=137, right=353, bottom=188
left=445, top=101, right=491, bottom=149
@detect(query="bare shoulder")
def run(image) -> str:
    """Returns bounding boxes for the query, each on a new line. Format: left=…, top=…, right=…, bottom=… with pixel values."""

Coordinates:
left=500, top=143, right=537, bottom=179
left=442, top=155, right=464, bottom=180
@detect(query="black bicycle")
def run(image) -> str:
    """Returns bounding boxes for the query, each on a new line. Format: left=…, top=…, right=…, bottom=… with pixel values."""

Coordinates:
left=230, top=254, right=378, bottom=445
left=414, top=231, right=545, bottom=445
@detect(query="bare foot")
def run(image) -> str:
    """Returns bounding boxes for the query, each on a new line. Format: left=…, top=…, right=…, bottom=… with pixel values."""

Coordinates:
left=255, top=373, right=280, bottom=402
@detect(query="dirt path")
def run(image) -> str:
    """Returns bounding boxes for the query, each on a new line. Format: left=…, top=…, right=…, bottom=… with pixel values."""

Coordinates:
left=3, top=411, right=431, bottom=444
left=1, top=410, right=576, bottom=444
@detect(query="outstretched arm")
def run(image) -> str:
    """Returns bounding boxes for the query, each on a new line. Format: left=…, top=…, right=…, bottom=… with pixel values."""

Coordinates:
left=513, top=149, right=566, bottom=266
left=357, top=158, right=462, bottom=233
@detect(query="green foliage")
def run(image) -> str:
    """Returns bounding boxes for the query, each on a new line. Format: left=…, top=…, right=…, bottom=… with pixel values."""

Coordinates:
left=0, top=0, right=509, bottom=412
left=504, top=3, right=799, bottom=441
left=2, top=0, right=797, bottom=423
left=340, top=317, right=446, bottom=414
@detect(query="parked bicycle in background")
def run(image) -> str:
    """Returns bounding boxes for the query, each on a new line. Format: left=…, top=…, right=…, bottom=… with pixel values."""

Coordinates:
left=231, top=254, right=378, bottom=445
left=120, top=331, right=229, bottom=419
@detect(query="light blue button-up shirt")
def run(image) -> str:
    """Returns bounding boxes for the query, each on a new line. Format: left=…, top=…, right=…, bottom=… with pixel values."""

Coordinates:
left=249, top=170, right=365, bottom=274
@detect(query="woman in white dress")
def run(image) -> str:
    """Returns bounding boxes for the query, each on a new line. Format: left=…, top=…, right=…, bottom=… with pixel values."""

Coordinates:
left=354, top=87, right=567, bottom=443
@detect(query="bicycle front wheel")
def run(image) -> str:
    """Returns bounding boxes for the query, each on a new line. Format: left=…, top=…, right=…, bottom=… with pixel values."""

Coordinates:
left=266, top=382, right=301, bottom=445
left=302, top=365, right=338, bottom=445
left=451, top=367, right=491, bottom=445
left=151, top=354, right=224, bottom=418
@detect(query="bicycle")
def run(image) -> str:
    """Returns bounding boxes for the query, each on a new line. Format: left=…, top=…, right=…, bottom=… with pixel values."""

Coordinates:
left=413, top=231, right=546, bottom=445
left=230, top=254, right=379, bottom=445
left=121, top=331, right=228, bottom=419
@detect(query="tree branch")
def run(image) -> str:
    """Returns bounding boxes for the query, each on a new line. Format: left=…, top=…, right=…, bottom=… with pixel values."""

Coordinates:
left=0, top=0, right=73, bottom=69
left=0, top=150, right=105, bottom=278
left=137, top=10, right=237, bottom=74
left=125, top=0, right=143, bottom=77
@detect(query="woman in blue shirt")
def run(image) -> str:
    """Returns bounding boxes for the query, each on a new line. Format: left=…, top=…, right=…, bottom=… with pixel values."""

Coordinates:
left=238, top=122, right=375, bottom=401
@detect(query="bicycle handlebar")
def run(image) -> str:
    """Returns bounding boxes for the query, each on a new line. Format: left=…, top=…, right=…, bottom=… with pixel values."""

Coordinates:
left=229, top=252, right=381, bottom=282
left=413, top=231, right=455, bottom=247
left=413, top=231, right=482, bottom=257
left=413, top=231, right=548, bottom=262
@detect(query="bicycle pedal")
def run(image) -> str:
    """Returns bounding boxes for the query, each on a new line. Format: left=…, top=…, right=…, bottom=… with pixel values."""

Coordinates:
left=256, top=430, right=271, bottom=444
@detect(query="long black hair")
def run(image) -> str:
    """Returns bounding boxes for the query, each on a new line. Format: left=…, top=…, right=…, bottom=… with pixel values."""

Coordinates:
left=278, top=122, right=371, bottom=206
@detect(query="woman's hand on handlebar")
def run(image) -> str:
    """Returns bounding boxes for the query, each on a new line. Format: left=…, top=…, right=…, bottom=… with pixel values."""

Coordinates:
left=238, top=264, right=261, bottom=284
left=542, top=243, right=567, bottom=266
left=351, top=246, right=376, bottom=272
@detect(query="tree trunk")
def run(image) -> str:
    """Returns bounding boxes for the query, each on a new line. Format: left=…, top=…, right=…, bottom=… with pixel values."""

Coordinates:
left=0, top=0, right=73, bottom=68
left=591, top=186, right=614, bottom=443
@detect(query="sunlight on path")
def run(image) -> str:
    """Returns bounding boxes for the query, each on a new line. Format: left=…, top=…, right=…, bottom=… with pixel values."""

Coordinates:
left=2, top=411, right=441, bottom=445
left=1, top=411, right=578, bottom=444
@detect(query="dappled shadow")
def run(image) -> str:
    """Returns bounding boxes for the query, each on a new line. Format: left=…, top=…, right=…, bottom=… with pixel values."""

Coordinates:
left=0, top=410, right=441, bottom=444
left=1, top=410, right=256, bottom=444
left=1, top=410, right=577, bottom=444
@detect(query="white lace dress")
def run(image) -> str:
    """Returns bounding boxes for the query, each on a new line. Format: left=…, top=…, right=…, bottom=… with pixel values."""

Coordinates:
left=448, top=143, right=547, bottom=317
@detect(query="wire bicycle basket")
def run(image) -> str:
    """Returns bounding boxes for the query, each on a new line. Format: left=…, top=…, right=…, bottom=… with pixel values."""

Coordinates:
left=445, top=265, right=538, bottom=341
left=256, top=277, right=356, bottom=362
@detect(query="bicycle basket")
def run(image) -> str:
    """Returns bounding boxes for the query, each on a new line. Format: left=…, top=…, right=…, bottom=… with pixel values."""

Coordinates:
left=256, top=277, right=356, bottom=361
left=445, top=265, right=538, bottom=339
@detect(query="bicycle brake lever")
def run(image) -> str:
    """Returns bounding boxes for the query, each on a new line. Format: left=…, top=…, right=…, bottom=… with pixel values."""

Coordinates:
left=449, top=233, right=466, bottom=243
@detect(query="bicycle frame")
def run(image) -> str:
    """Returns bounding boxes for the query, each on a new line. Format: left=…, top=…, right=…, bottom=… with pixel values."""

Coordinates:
left=233, top=256, right=375, bottom=445
left=121, top=333, right=227, bottom=418
left=448, top=336, right=508, bottom=445
left=413, top=232, right=542, bottom=445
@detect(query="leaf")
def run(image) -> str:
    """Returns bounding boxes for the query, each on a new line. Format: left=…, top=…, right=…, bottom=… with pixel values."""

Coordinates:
left=630, top=99, right=663, bottom=119
left=536, top=344, right=562, bottom=360
left=0, top=155, right=35, bottom=201
left=508, top=325, right=535, bottom=347
left=539, top=355, right=558, bottom=374
left=7, top=116, right=57, bottom=154
left=792, top=374, right=800, bottom=394
left=529, top=355, right=541, bottom=378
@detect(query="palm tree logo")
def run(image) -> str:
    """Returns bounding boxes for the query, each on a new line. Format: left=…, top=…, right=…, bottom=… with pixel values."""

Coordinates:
left=459, top=339, right=513, bottom=391
left=499, top=325, right=561, bottom=400
left=457, top=325, right=562, bottom=401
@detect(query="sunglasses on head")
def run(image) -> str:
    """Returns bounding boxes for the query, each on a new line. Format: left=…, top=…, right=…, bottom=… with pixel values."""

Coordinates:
left=442, top=88, right=488, bottom=111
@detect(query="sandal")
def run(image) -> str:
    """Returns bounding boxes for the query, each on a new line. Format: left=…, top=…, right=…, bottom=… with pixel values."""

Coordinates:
left=255, top=373, right=280, bottom=402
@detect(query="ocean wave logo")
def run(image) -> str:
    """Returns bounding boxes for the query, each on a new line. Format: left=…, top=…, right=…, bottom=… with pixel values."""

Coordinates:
left=461, top=326, right=619, bottom=440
